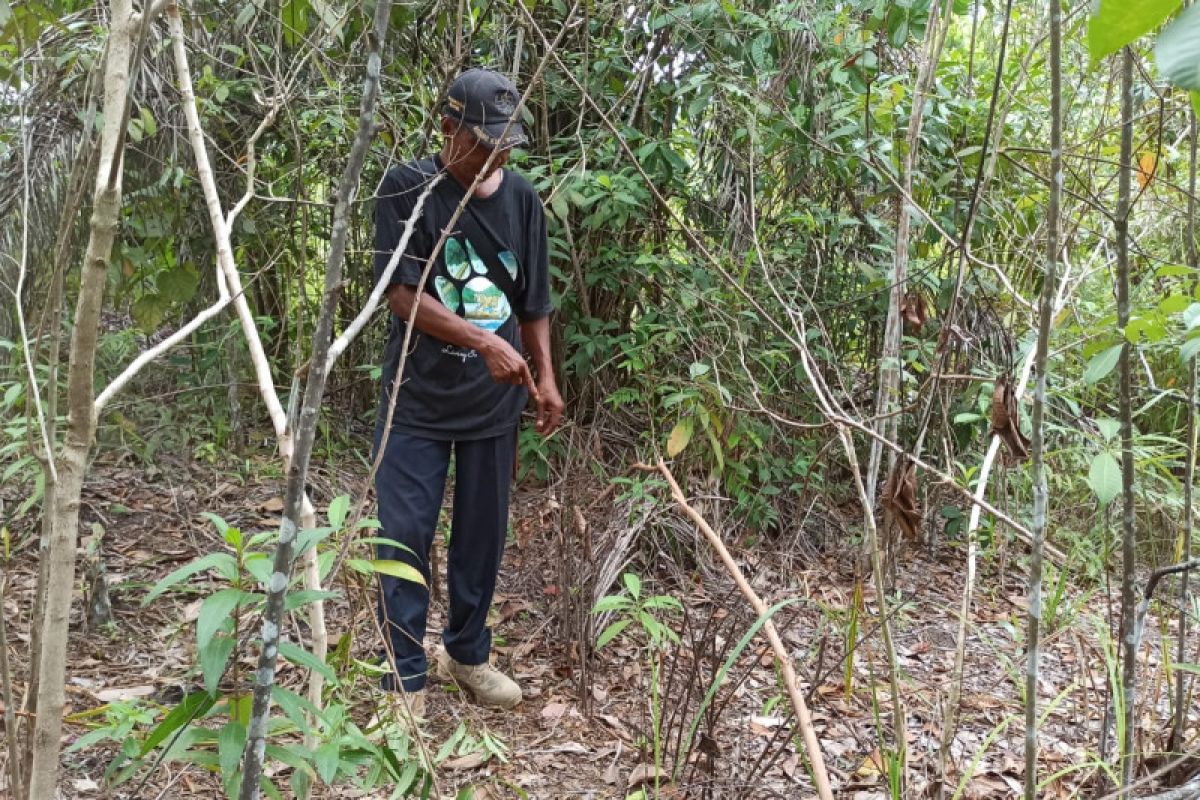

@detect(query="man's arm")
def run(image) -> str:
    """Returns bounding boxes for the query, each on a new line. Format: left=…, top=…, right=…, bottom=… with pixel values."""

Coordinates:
left=386, top=284, right=537, bottom=397
left=520, top=316, right=563, bottom=435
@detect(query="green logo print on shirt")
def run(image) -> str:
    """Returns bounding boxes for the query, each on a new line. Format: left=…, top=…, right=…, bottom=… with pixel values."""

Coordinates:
left=438, top=237, right=514, bottom=332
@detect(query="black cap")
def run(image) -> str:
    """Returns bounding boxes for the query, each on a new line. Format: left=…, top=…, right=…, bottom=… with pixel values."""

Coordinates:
left=443, top=68, right=528, bottom=149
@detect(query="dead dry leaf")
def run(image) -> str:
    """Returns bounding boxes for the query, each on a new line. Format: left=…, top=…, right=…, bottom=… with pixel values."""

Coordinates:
left=541, top=701, right=568, bottom=721
left=902, top=290, right=928, bottom=331
left=881, top=457, right=921, bottom=540
left=990, top=374, right=1030, bottom=462
left=443, top=751, right=491, bottom=771
left=627, top=763, right=667, bottom=789
left=95, top=685, right=156, bottom=702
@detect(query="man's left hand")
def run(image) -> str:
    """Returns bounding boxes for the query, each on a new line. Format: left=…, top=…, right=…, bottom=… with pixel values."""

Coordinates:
left=535, top=379, right=564, bottom=436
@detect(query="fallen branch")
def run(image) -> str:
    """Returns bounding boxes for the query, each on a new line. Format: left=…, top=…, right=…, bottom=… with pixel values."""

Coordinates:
left=642, top=459, right=835, bottom=800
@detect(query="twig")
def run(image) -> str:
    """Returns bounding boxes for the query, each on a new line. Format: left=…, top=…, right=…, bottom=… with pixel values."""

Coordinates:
left=642, top=459, right=835, bottom=800
left=0, top=569, right=23, bottom=800
left=10, top=55, right=56, bottom=485
left=1132, top=557, right=1200, bottom=656
left=940, top=237, right=1082, bottom=788
left=163, top=2, right=335, bottom=762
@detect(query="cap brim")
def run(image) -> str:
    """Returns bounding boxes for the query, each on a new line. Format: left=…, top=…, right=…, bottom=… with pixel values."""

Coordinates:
left=470, top=121, right=528, bottom=150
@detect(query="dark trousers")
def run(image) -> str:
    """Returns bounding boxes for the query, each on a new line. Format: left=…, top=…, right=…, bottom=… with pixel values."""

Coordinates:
left=372, top=425, right=516, bottom=692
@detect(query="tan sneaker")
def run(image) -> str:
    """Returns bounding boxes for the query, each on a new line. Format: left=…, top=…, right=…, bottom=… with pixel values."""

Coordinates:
left=367, top=689, right=426, bottom=736
left=399, top=688, right=427, bottom=721
left=436, top=650, right=522, bottom=709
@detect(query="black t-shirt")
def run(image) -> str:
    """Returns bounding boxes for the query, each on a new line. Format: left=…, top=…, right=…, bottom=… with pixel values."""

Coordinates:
left=372, top=156, right=553, bottom=440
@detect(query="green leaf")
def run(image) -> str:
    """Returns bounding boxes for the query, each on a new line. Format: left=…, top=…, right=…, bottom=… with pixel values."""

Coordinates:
left=279, top=641, right=338, bottom=686
left=271, top=685, right=322, bottom=733
left=1156, top=3, right=1200, bottom=90
left=666, top=418, right=693, bottom=458
left=1125, top=316, right=1165, bottom=343
left=218, top=721, right=246, bottom=777
left=139, top=691, right=216, bottom=756
left=1180, top=336, right=1200, bottom=363
left=1172, top=661, right=1200, bottom=675
left=1183, top=303, right=1200, bottom=330
left=314, top=742, right=339, bottom=784
left=1095, top=417, right=1122, bottom=442
left=642, top=595, right=683, bottom=612
left=1088, top=0, right=1182, bottom=65
left=1083, top=344, right=1123, bottom=385
left=157, top=264, right=199, bottom=304
left=197, top=589, right=257, bottom=651
left=3, top=381, right=23, bottom=408
left=140, top=106, right=157, bottom=138
left=283, top=589, right=340, bottom=611
left=550, top=193, right=568, bottom=222
left=592, top=595, right=631, bottom=613
left=202, top=512, right=231, bottom=536
left=1087, top=452, right=1122, bottom=507
left=200, top=635, right=236, bottom=695
left=281, top=0, right=310, bottom=48
left=131, top=294, right=168, bottom=330
left=1158, top=294, right=1192, bottom=314
left=354, top=536, right=414, bottom=550
left=352, top=559, right=426, bottom=586
left=235, top=2, right=256, bottom=27
left=144, top=553, right=238, bottom=604
left=596, top=619, right=631, bottom=648
left=327, top=494, right=350, bottom=529
left=622, top=572, right=641, bottom=600
left=244, top=553, right=275, bottom=587
left=295, top=526, right=336, bottom=555
left=267, top=742, right=317, bottom=775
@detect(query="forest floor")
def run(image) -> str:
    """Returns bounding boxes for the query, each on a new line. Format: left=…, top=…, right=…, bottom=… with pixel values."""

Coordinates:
left=3, top=444, right=1198, bottom=799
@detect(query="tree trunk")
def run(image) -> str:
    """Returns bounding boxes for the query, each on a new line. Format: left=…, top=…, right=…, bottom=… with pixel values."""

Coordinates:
left=20, top=91, right=98, bottom=793
left=1022, top=0, right=1061, bottom=794
left=865, top=1, right=947, bottom=504
left=1170, top=100, right=1198, bottom=761
left=236, top=0, right=394, bottom=793
left=1116, top=45, right=1138, bottom=791
left=162, top=2, right=336, bottom=780
left=26, top=1, right=137, bottom=794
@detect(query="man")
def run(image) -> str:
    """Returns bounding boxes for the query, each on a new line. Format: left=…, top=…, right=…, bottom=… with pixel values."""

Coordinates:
left=371, top=68, right=563, bottom=713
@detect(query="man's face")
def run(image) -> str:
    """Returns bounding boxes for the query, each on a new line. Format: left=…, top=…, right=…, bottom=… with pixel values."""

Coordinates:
left=443, top=117, right=512, bottom=180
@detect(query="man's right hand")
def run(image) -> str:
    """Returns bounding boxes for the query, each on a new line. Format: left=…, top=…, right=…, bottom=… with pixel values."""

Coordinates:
left=480, top=337, right=539, bottom=400
left=389, top=284, right=539, bottom=399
